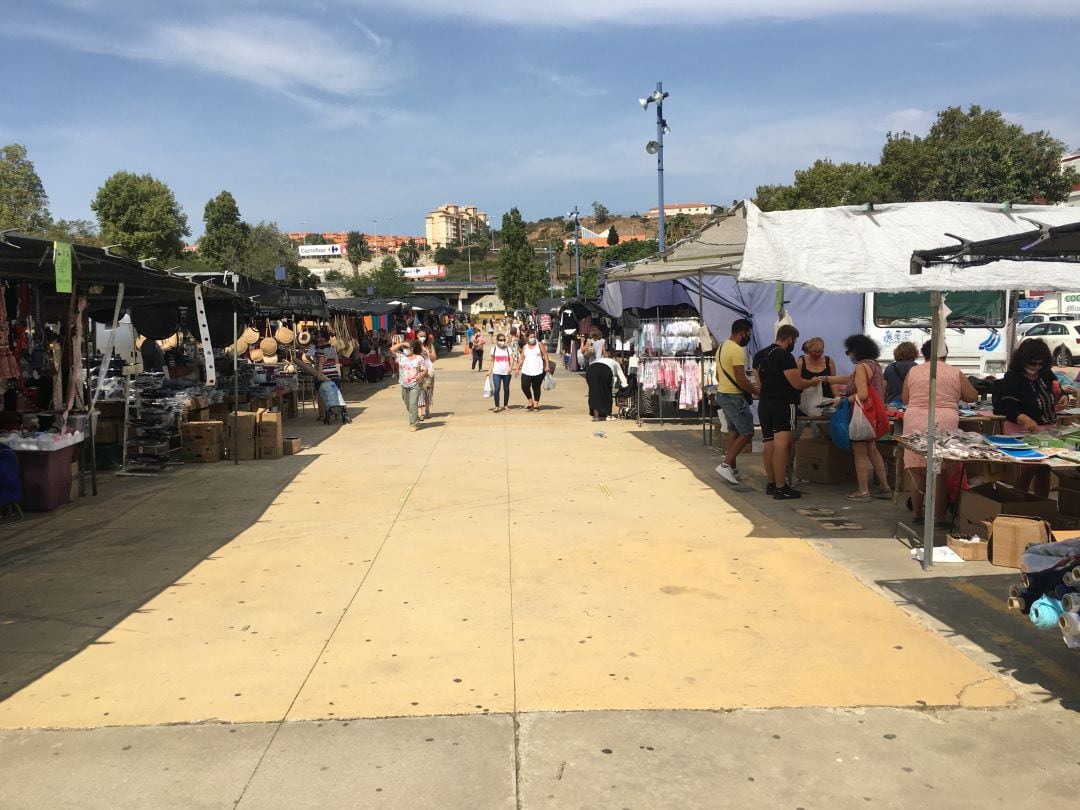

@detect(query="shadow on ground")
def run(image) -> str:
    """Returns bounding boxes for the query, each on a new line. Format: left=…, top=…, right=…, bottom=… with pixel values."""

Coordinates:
left=877, top=573, right=1080, bottom=710
left=0, top=388, right=370, bottom=702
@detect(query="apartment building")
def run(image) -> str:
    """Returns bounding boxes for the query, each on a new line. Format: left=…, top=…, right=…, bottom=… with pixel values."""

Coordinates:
left=425, top=204, right=490, bottom=248
left=644, top=202, right=719, bottom=218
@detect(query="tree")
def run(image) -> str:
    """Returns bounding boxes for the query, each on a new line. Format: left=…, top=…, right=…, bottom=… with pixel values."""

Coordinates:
left=40, top=218, right=102, bottom=245
left=606, top=224, right=620, bottom=246
left=239, top=221, right=318, bottom=288
left=754, top=159, right=879, bottom=211
left=343, top=254, right=412, bottom=298
left=0, top=144, right=51, bottom=233
left=664, top=213, right=696, bottom=244
left=199, top=190, right=249, bottom=270
left=592, top=201, right=610, bottom=225
left=579, top=264, right=600, bottom=300
left=604, top=237, right=658, bottom=265
left=398, top=237, right=421, bottom=268
left=433, top=245, right=460, bottom=265
left=303, top=232, right=325, bottom=245
left=497, top=207, right=547, bottom=308
left=877, top=105, right=1076, bottom=204
left=91, top=171, right=189, bottom=260
left=345, top=231, right=371, bottom=268
left=324, top=269, right=343, bottom=282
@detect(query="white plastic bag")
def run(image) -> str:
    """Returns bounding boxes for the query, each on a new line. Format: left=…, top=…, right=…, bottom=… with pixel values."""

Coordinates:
left=483, top=376, right=492, bottom=398
left=543, top=373, right=556, bottom=391
left=848, top=398, right=876, bottom=441
left=800, top=385, right=825, bottom=417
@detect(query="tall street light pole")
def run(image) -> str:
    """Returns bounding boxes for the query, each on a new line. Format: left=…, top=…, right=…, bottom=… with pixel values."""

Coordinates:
left=567, top=206, right=581, bottom=298
left=639, top=82, right=670, bottom=255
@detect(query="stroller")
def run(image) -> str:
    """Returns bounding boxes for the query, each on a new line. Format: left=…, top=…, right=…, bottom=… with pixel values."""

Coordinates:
left=615, top=373, right=638, bottom=421
left=318, top=381, right=351, bottom=424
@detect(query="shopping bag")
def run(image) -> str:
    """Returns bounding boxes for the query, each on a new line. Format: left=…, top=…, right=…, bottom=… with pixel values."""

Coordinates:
left=849, top=398, right=877, bottom=442
left=483, top=376, right=492, bottom=398
left=829, top=396, right=852, bottom=450
left=543, top=373, right=556, bottom=391
left=862, top=385, right=892, bottom=439
left=800, top=384, right=825, bottom=417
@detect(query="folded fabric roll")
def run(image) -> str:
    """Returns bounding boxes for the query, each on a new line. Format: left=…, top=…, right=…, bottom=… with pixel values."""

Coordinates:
left=1029, top=595, right=1065, bottom=630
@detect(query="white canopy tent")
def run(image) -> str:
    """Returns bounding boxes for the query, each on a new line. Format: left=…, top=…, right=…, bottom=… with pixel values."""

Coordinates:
left=602, top=200, right=1080, bottom=569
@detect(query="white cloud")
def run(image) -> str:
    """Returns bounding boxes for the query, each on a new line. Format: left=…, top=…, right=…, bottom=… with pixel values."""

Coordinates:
left=337, top=0, right=1080, bottom=26
left=881, top=108, right=936, bottom=135
left=517, top=66, right=606, bottom=97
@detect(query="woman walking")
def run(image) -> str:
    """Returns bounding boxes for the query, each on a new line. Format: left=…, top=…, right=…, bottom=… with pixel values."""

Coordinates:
left=516, top=329, right=550, bottom=411
left=470, top=324, right=485, bottom=371
left=824, top=334, right=891, bottom=502
left=487, top=333, right=514, bottom=412
left=390, top=338, right=429, bottom=431
left=417, top=326, right=437, bottom=421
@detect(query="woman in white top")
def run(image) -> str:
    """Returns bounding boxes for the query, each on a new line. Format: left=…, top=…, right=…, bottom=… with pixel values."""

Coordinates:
left=516, top=329, right=550, bottom=411
left=416, top=326, right=437, bottom=421
left=486, top=333, right=514, bottom=412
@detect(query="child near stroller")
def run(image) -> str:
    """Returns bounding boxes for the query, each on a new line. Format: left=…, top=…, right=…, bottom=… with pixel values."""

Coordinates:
left=318, top=381, right=351, bottom=424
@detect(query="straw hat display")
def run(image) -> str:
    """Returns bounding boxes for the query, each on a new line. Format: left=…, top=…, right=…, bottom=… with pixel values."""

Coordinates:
left=297, top=328, right=312, bottom=347
left=241, top=323, right=259, bottom=344
left=262, top=352, right=279, bottom=365
left=248, top=345, right=264, bottom=362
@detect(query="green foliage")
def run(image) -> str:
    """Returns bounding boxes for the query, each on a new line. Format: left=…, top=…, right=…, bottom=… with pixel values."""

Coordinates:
left=91, top=170, right=190, bottom=260
left=343, top=254, right=413, bottom=298
left=497, top=207, right=547, bottom=308
left=592, top=201, right=610, bottom=224
left=606, top=224, right=620, bottom=246
left=303, top=233, right=325, bottom=245
left=324, top=269, right=343, bottom=281
left=579, top=264, right=600, bottom=300
left=398, top=237, right=421, bottom=268
left=664, top=213, right=696, bottom=243
left=603, top=238, right=658, bottom=265
left=0, top=144, right=51, bottom=233
left=39, top=218, right=102, bottom=245
left=433, top=245, right=460, bottom=265
left=755, top=106, right=1077, bottom=210
left=239, top=221, right=318, bottom=288
left=346, top=230, right=370, bottom=268
left=199, top=190, right=250, bottom=270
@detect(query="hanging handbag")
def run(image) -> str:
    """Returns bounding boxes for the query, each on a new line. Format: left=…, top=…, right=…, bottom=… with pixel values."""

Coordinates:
left=829, top=396, right=852, bottom=450
left=862, top=384, right=892, bottom=439
left=259, top=322, right=278, bottom=356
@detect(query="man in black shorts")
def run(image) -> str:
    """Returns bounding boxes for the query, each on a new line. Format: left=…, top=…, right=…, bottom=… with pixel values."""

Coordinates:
left=752, top=324, right=824, bottom=500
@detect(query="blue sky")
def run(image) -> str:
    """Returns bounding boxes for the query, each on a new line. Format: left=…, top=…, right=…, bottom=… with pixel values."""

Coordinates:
left=3, top=0, right=1078, bottom=240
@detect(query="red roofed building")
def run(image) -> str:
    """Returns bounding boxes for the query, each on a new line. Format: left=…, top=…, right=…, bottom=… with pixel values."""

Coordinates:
left=645, top=202, right=719, bottom=218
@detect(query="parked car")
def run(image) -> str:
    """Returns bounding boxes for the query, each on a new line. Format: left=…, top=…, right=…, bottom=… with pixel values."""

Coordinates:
left=1022, top=321, right=1080, bottom=366
left=1016, top=313, right=1080, bottom=336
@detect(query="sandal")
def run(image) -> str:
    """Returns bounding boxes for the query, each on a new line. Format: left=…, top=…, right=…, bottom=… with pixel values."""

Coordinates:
left=871, top=490, right=893, bottom=500
left=845, top=492, right=872, bottom=502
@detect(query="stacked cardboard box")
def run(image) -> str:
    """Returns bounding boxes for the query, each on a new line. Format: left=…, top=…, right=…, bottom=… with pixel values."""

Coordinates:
left=256, top=410, right=283, bottom=460
left=283, top=437, right=301, bottom=455
left=795, top=437, right=855, bottom=484
left=226, top=412, right=258, bottom=461
left=955, top=482, right=1057, bottom=568
left=990, top=515, right=1052, bottom=568
left=182, top=420, right=224, bottom=463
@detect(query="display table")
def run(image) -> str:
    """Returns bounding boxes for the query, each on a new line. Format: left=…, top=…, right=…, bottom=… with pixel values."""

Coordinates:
left=14, top=444, right=78, bottom=511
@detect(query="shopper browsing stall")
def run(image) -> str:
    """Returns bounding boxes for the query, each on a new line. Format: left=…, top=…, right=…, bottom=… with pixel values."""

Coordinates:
left=753, top=325, right=824, bottom=500
left=714, top=318, right=759, bottom=486
left=586, top=343, right=629, bottom=421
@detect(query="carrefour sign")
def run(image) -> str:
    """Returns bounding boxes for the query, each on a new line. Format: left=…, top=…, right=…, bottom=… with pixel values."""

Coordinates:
left=298, top=244, right=342, bottom=257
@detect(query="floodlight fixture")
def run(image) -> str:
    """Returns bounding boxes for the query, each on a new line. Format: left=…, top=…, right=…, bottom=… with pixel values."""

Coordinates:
left=645, top=141, right=660, bottom=155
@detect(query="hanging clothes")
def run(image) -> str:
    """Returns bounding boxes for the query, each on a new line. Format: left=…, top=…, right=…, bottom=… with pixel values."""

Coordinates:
left=0, top=285, right=19, bottom=379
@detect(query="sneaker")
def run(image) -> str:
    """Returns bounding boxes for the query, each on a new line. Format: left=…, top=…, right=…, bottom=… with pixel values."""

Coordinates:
left=765, top=483, right=778, bottom=496
left=773, top=486, right=802, bottom=500
left=715, top=463, right=740, bottom=485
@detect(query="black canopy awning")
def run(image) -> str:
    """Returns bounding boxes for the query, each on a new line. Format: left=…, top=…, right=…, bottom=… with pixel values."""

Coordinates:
left=913, top=219, right=1080, bottom=270
left=178, top=271, right=328, bottom=317
left=0, top=233, right=246, bottom=308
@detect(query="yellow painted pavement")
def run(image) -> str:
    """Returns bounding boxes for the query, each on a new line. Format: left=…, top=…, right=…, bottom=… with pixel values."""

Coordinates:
left=0, top=350, right=1013, bottom=729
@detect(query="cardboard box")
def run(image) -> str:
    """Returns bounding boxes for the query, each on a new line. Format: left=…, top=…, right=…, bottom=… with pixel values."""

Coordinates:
left=185, top=407, right=210, bottom=423
left=257, top=410, right=283, bottom=439
left=953, top=517, right=993, bottom=542
left=182, top=444, right=221, bottom=463
left=182, top=420, right=223, bottom=444
left=989, top=515, right=1052, bottom=568
left=947, top=534, right=990, bottom=561
left=257, top=434, right=283, bottom=460
left=225, top=412, right=258, bottom=460
left=1056, top=472, right=1080, bottom=517
left=795, top=437, right=855, bottom=484
left=957, top=482, right=1057, bottom=525
left=283, top=437, right=301, bottom=455
left=208, top=403, right=229, bottom=420
left=188, top=394, right=210, bottom=410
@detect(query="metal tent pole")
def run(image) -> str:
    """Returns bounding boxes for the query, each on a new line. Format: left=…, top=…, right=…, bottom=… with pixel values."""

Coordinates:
left=233, top=274, right=240, bottom=466
left=699, top=268, right=707, bottom=445
left=921, top=290, right=943, bottom=570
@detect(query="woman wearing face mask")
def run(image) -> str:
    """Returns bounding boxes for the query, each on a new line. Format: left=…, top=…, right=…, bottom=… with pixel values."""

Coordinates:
left=416, top=327, right=437, bottom=421
left=993, top=338, right=1067, bottom=497
left=516, top=329, right=550, bottom=411
left=390, top=338, right=428, bottom=431
left=796, top=337, right=835, bottom=398
left=487, top=333, right=513, bottom=412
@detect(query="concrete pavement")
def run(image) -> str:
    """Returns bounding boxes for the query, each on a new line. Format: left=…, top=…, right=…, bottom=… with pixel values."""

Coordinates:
left=1, top=347, right=1076, bottom=808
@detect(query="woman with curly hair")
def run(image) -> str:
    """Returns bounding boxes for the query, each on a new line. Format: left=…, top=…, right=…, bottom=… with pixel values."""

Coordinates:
left=824, top=334, right=891, bottom=502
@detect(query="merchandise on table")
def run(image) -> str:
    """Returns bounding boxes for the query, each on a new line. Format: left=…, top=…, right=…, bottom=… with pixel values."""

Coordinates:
left=1005, top=536, right=1080, bottom=650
